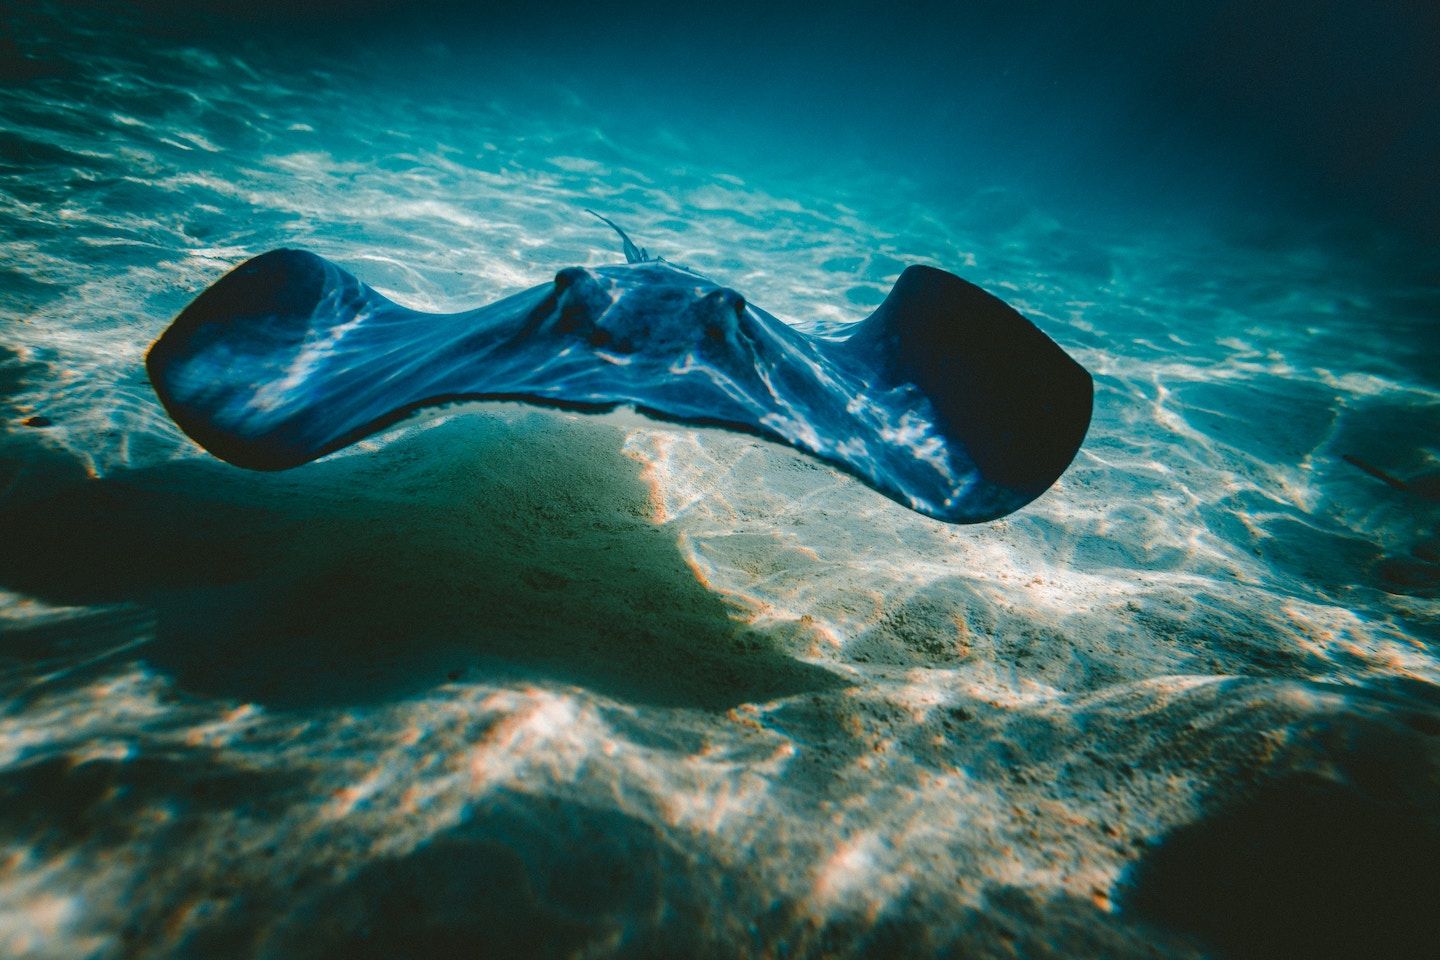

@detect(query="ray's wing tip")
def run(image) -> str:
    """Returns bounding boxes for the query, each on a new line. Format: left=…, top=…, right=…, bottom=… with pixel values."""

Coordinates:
left=854, top=263, right=1094, bottom=501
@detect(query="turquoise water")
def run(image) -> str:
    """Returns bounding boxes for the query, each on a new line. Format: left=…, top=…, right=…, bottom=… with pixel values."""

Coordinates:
left=2, top=3, right=1438, bottom=958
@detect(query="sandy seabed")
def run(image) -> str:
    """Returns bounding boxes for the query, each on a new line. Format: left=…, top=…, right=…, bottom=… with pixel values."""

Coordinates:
left=2, top=8, right=1439, bottom=959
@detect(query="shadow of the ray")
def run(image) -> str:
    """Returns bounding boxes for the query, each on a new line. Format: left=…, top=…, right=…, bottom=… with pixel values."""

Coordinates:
left=0, top=407, right=845, bottom=711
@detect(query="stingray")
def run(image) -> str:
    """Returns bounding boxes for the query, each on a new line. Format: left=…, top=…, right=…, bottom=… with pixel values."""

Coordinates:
left=146, top=215, right=1093, bottom=523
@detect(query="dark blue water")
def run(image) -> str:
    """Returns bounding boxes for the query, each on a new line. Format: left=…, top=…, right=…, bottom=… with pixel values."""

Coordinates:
left=1, top=2, right=1438, bottom=958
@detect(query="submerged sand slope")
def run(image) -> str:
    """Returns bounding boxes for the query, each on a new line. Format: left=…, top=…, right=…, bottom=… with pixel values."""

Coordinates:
left=1, top=400, right=1437, bottom=959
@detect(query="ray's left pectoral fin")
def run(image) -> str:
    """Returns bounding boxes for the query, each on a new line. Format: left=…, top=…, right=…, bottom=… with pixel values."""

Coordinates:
left=146, top=248, right=552, bottom=471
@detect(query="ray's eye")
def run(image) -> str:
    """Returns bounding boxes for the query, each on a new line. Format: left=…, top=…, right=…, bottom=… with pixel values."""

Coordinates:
left=709, top=288, right=745, bottom=320
left=554, top=267, right=587, bottom=292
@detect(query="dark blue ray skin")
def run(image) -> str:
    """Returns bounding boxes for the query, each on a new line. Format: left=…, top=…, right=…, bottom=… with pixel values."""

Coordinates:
left=147, top=246, right=1092, bottom=523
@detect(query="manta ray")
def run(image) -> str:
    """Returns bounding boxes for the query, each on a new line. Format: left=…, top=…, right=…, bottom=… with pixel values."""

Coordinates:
left=147, top=214, right=1093, bottom=523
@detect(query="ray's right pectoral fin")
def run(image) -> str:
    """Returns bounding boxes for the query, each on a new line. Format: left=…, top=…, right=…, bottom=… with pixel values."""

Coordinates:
left=847, top=264, right=1094, bottom=501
